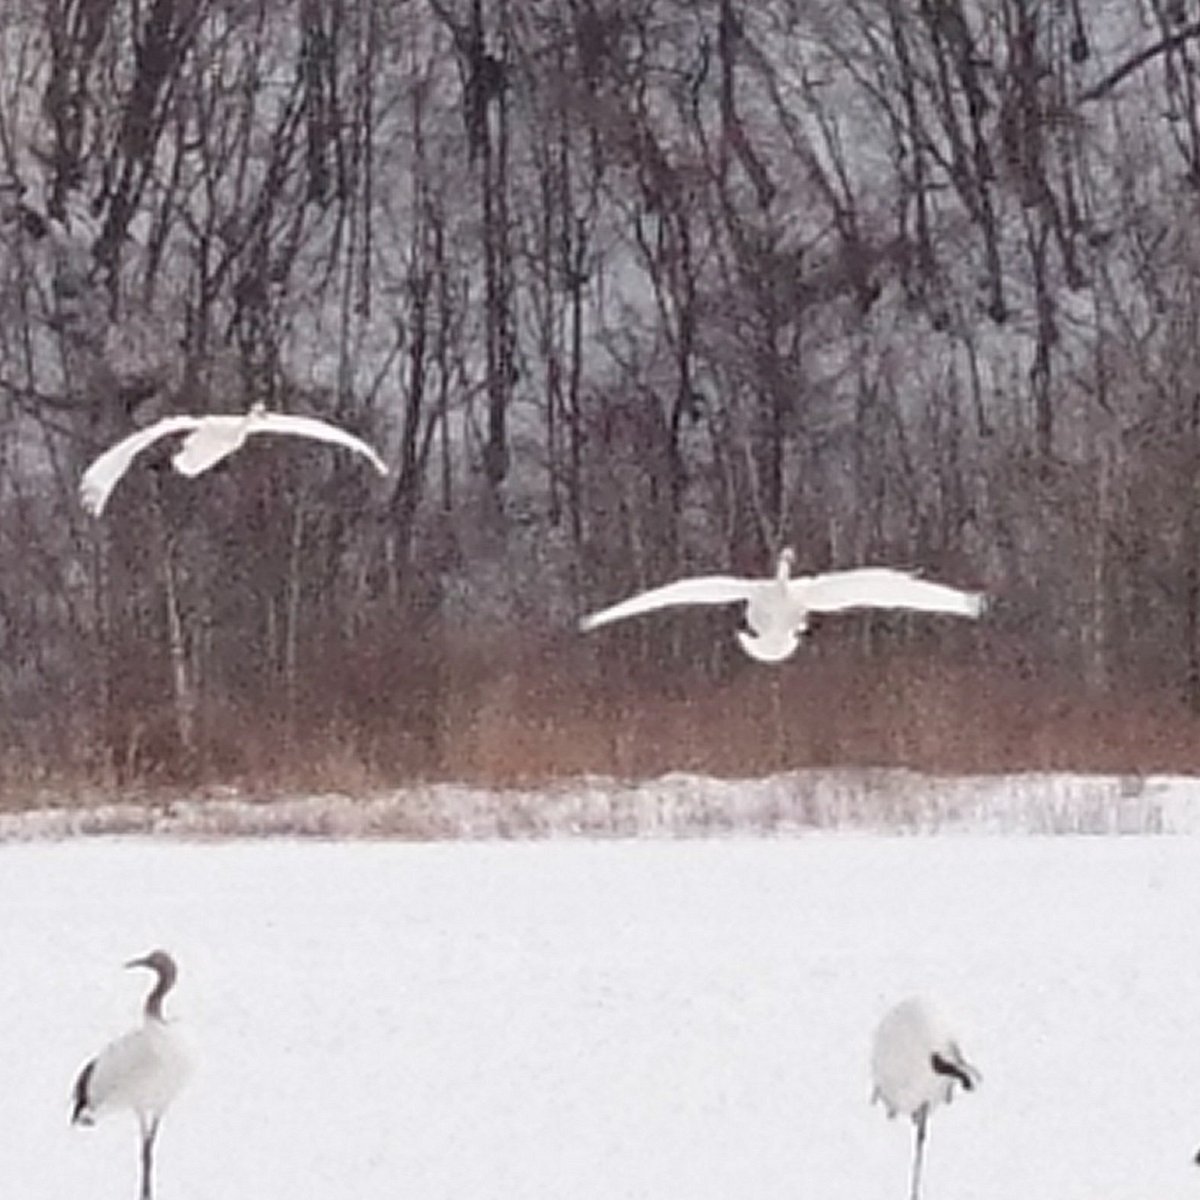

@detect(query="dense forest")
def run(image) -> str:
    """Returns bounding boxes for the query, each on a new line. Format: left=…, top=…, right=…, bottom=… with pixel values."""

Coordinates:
left=2, top=0, right=1200, bottom=793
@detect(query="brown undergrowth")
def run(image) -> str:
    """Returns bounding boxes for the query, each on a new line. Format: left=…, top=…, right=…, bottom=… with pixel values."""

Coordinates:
left=2, top=622, right=1199, bottom=809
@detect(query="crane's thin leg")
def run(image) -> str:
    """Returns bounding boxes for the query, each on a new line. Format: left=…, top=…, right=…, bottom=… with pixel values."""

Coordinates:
left=139, top=1116, right=160, bottom=1200
left=910, top=1107, right=929, bottom=1200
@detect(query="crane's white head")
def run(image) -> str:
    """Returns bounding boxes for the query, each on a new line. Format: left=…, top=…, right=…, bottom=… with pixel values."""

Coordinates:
left=776, top=546, right=796, bottom=579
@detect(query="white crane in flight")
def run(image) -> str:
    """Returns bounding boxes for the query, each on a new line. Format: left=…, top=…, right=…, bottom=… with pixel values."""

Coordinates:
left=579, top=548, right=985, bottom=662
left=80, top=402, right=388, bottom=515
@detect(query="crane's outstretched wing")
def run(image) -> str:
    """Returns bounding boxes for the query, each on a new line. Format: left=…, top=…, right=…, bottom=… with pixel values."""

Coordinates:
left=80, top=416, right=202, bottom=516
left=797, top=568, right=984, bottom=617
left=580, top=576, right=759, bottom=632
left=252, top=414, right=388, bottom=475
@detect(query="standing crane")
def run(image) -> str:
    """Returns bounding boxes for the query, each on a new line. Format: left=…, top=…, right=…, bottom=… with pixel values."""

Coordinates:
left=871, top=997, right=980, bottom=1200
left=72, top=951, right=192, bottom=1200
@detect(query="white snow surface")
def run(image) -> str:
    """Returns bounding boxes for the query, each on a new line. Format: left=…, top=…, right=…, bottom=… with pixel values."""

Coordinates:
left=6, top=821, right=1200, bottom=1198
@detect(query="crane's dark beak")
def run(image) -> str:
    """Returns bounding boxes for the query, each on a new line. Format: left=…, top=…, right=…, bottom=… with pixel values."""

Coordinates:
left=124, top=954, right=152, bottom=971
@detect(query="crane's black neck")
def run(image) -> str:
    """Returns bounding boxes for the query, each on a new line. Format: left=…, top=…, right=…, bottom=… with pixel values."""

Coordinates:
left=144, top=958, right=177, bottom=1022
left=930, top=1051, right=974, bottom=1090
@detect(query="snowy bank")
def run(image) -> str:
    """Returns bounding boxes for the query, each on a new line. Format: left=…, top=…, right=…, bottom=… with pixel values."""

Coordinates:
left=0, top=769, right=1195, bottom=840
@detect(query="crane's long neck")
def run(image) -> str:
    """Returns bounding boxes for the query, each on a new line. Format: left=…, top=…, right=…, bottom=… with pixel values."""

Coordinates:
left=931, top=1050, right=975, bottom=1090
left=144, top=961, right=176, bottom=1022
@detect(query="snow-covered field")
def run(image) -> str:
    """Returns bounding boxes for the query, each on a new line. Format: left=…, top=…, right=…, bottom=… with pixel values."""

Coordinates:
left=3, top=825, right=1200, bottom=1199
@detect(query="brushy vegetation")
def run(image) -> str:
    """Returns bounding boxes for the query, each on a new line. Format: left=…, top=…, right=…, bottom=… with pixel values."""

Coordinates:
left=4, top=619, right=1199, bottom=811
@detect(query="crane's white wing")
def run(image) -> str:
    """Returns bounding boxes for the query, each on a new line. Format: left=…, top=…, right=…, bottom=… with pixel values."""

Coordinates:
left=80, top=416, right=202, bottom=516
left=249, top=413, right=388, bottom=474
left=77, top=1024, right=191, bottom=1120
left=580, top=576, right=760, bottom=632
left=796, top=568, right=984, bottom=617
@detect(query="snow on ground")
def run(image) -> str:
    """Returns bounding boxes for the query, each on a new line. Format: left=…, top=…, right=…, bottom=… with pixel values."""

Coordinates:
left=2, top=768, right=1195, bottom=839
left=2, top=831, right=1200, bottom=1199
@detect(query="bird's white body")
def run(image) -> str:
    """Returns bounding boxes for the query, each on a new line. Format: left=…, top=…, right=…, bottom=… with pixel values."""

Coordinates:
left=80, top=403, right=388, bottom=516
left=579, top=549, right=985, bottom=662
left=74, top=1019, right=191, bottom=1127
left=871, top=997, right=979, bottom=1200
left=871, top=996, right=978, bottom=1119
